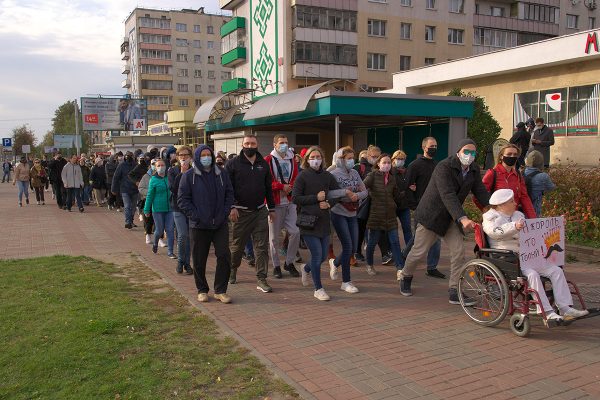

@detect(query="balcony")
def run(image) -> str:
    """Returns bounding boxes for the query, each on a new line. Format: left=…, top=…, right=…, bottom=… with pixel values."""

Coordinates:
left=473, top=14, right=559, bottom=36
left=121, top=49, right=130, bottom=60
left=221, top=16, right=246, bottom=37
left=121, top=79, right=131, bottom=88
left=222, top=78, right=247, bottom=94
left=121, top=64, right=130, bottom=74
left=221, top=47, right=247, bottom=67
left=121, top=36, right=129, bottom=46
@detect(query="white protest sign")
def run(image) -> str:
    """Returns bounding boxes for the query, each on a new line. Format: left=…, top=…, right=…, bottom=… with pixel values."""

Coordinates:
left=519, top=217, right=565, bottom=269
left=22, top=145, right=31, bottom=153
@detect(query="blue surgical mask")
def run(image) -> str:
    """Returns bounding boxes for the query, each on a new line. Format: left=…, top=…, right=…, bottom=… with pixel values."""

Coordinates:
left=156, top=166, right=166, bottom=175
left=200, top=156, right=212, bottom=167
left=345, top=159, right=354, bottom=170
left=278, top=144, right=288, bottom=154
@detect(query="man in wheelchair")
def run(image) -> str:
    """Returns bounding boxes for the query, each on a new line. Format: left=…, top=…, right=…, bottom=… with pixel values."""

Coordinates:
left=482, top=189, right=588, bottom=321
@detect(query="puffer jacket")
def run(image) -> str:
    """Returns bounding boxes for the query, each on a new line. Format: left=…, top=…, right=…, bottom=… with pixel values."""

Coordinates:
left=143, top=174, right=171, bottom=214
left=364, top=170, right=404, bottom=231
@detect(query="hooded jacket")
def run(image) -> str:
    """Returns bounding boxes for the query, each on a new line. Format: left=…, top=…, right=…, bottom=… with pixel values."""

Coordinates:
left=177, top=145, right=234, bottom=230
left=143, top=173, right=171, bottom=214
left=61, top=162, right=84, bottom=189
left=225, top=148, right=275, bottom=211
left=90, top=164, right=107, bottom=190
left=105, top=155, right=118, bottom=185
left=263, top=149, right=299, bottom=206
left=111, top=158, right=138, bottom=195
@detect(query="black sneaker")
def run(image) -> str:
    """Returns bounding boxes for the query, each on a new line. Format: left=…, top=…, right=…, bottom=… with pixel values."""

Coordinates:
left=382, top=253, right=393, bottom=265
left=284, top=263, right=300, bottom=277
left=152, top=244, right=158, bottom=254
left=79, top=207, right=84, bottom=213
left=354, top=253, right=365, bottom=262
left=449, top=288, right=476, bottom=306
left=426, top=269, right=446, bottom=279
left=25, top=198, right=29, bottom=205
left=184, top=266, right=193, bottom=275
left=176, top=263, right=184, bottom=274
left=229, top=268, right=237, bottom=284
left=273, top=266, right=283, bottom=279
left=257, top=279, right=272, bottom=293
left=400, top=276, right=413, bottom=296
left=242, top=253, right=256, bottom=266
left=125, top=223, right=132, bottom=229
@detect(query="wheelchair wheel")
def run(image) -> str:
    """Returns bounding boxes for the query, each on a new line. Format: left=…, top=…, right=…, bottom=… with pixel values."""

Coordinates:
left=457, top=259, right=509, bottom=327
left=509, top=314, right=531, bottom=337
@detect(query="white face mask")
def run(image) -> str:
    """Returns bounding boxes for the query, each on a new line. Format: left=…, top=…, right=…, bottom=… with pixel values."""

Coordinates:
left=308, top=159, right=322, bottom=170
left=379, top=163, right=391, bottom=173
left=394, top=159, right=405, bottom=168
left=458, top=153, right=475, bottom=167
left=156, top=166, right=166, bottom=174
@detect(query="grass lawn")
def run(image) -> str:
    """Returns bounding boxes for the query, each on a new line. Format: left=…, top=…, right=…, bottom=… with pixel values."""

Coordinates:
left=0, top=255, right=297, bottom=400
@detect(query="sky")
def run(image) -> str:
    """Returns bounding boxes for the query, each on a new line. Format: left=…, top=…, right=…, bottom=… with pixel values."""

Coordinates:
left=0, top=0, right=222, bottom=142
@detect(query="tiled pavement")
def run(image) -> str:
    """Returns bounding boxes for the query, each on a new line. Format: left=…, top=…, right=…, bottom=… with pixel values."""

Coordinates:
left=1, top=183, right=600, bottom=400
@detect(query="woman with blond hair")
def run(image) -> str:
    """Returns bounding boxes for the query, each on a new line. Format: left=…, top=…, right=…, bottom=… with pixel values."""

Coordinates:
left=29, top=158, right=47, bottom=205
left=390, top=150, right=412, bottom=245
left=475, top=143, right=536, bottom=219
left=292, top=146, right=352, bottom=301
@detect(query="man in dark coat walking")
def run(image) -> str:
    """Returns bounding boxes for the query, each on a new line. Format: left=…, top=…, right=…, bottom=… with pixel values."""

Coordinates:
left=510, top=122, right=530, bottom=169
left=531, top=117, right=554, bottom=168
left=399, top=139, right=490, bottom=304
left=48, top=152, right=67, bottom=209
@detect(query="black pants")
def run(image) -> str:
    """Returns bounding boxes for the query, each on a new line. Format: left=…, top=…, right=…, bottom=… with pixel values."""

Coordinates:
left=52, top=182, right=65, bottom=208
left=190, top=222, right=231, bottom=294
left=357, top=217, right=389, bottom=256
left=33, top=186, right=45, bottom=202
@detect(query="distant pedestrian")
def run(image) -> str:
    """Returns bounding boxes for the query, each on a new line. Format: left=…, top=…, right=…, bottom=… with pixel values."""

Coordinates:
left=2, top=159, right=12, bottom=183
left=509, top=122, right=530, bottom=169
left=112, top=151, right=139, bottom=229
left=138, top=159, right=156, bottom=245
left=61, top=154, right=84, bottom=212
left=530, top=117, right=555, bottom=168
left=29, top=158, right=47, bottom=205
left=48, top=152, right=67, bottom=209
left=13, top=156, right=31, bottom=207
left=90, top=158, right=107, bottom=206
left=524, top=150, right=556, bottom=217
left=168, top=146, right=193, bottom=274
left=79, top=158, right=91, bottom=206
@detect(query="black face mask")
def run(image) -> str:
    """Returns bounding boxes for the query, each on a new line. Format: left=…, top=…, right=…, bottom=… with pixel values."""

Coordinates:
left=216, top=161, right=224, bottom=167
left=243, top=148, right=257, bottom=158
left=503, top=156, right=518, bottom=167
left=125, top=155, right=133, bottom=162
left=426, top=147, right=437, bottom=157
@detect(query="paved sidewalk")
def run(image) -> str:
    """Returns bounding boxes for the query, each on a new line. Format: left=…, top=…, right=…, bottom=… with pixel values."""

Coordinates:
left=1, top=183, right=599, bottom=400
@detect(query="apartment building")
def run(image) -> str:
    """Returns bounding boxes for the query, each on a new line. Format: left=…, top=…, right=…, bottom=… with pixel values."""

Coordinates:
left=121, top=7, right=232, bottom=126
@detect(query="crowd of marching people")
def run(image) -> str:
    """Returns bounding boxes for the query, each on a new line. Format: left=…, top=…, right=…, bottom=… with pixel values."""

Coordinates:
left=7, top=117, right=589, bottom=321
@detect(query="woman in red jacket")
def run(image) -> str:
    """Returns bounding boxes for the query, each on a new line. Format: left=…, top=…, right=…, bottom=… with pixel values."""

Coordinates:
left=476, top=143, right=536, bottom=219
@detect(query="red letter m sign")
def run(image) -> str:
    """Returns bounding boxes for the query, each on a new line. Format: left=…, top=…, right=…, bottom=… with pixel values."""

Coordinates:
left=585, top=32, right=598, bottom=54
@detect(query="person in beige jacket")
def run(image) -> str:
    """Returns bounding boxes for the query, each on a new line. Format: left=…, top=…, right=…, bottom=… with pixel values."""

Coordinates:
left=12, top=156, right=31, bottom=207
left=61, top=154, right=84, bottom=212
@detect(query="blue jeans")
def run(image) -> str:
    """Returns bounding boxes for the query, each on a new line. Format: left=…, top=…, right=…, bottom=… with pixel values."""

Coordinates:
left=399, top=235, right=441, bottom=271
left=82, top=185, right=92, bottom=204
left=244, top=240, right=254, bottom=258
left=303, top=234, right=330, bottom=290
left=366, top=229, right=403, bottom=269
left=330, top=213, right=358, bottom=283
left=16, top=180, right=29, bottom=203
left=396, top=208, right=413, bottom=245
left=2, top=171, right=10, bottom=182
left=173, top=211, right=191, bottom=267
left=66, top=187, right=83, bottom=210
left=121, top=192, right=138, bottom=225
left=153, top=211, right=174, bottom=254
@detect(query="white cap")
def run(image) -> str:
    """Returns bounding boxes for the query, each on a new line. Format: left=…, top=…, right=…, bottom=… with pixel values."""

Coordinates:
left=489, top=188, right=515, bottom=206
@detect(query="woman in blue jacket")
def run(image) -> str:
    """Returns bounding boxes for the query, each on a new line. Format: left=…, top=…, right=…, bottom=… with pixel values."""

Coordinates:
left=177, top=145, right=235, bottom=304
left=144, top=159, right=175, bottom=258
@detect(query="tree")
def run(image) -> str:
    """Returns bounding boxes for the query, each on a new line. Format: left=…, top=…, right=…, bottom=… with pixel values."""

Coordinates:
left=51, top=100, right=88, bottom=154
left=12, top=124, right=37, bottom=156
left=448, top=88, right=501, bottom=165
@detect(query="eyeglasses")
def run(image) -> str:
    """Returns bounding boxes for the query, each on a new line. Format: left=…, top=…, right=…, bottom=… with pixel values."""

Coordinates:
left=463, top=150, right=477, bottom=157
left=178, top=153, right=191, bottom=157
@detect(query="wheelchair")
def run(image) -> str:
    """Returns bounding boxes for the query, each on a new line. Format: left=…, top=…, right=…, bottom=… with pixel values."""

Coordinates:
left=456, top=224, right=598, bottom=337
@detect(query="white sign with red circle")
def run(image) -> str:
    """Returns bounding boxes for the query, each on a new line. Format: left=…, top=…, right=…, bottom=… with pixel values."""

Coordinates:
left=545, top=93, right=562, bottom=112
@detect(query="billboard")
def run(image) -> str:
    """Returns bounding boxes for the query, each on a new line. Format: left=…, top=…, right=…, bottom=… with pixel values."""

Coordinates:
left=81, top=97, right=147, bottom=132
left=54, top=135, right=82, bottom=149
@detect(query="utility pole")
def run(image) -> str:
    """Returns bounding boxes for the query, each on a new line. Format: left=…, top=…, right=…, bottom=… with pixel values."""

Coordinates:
left=74, top=99, right=81, bottom=156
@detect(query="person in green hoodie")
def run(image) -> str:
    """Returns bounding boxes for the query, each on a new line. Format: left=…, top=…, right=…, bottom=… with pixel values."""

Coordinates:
left=144, top=159, right=175, bottom=258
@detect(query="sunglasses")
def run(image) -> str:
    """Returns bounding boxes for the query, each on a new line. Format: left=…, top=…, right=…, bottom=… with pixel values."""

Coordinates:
left=463, top=150, right=477, bottom=157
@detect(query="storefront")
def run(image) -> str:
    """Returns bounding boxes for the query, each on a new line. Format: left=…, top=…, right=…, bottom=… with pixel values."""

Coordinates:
left=147, top=110, right=206, bottom=148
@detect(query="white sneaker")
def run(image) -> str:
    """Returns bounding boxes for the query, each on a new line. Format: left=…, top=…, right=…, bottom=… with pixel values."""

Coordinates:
left=145, top=234, right=152, bottom=244
left=329, top=258, right=338, bottom=280
left=546, top=311, right=563, bottom=322
left=314, top=288, right=330, bottom=301
left=341, top=282, right=359, bottom=293
left=138, top=214, right=144, bottom=222
left=396, top=270, right=402, bottom=281
left=366, top=265, right=377, bottom=276
left=562, top=307, right=589, bottom=319
left=301, top=265, right=310, bottom=287
left=158, top=238, right=167, bottom=247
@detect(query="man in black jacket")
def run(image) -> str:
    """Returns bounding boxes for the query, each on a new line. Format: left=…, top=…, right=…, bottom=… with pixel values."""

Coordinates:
left=531, top=117, right=554, bottom=168
left=48, top=152, right=67, bottom=209
left=112, top=151, right=139, bottom=229
left=509, top=122, right=530, bottom=168
left=226, top=134, right=276, bottom=293
left=399, top=139, right=490, bottom=304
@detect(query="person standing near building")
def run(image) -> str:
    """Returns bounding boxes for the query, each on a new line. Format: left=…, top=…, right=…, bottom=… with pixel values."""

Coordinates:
left=29, top=159, right=47, bottom=205
left=264, top=134, right=301, bottom=279
left=226, top=134, right=276, bottom=293
left=61, top=154, right=84, bottom=212
left=48, top=152, right=67, bottom=209
left=399, top=139, right=490, bottom=302
left=509, top=122, right=530, bottom=169
left=531, top=117, right=555, bottom=168
left=168, top=146, right=193, bottom=274
left=2, top=159, right=12, bottom=183
left=12, top=156, right=31, bottom=207
left=112, top=151, right=139, bottom=229
left=178, top=145, right=235, bottom=303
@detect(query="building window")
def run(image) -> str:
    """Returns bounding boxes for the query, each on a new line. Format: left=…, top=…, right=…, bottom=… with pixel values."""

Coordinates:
left=139, top=34, right=170, bottom=44
left=369, top=0, right=388, bottom=3
left=424, top=57, right=435, bottom=65
left=425, top=26, right=436, bottom=42
left=207, top=25, right=214, bottom=34
left=490, top=7, right=504, bottom=17
left=175, top=38, right=188, bottom=47
left=293, top=5, right=357, bottom=32
left=449, top=0, right=464, bottom=13
left=177, top=68, right=188, bottom=77
left=566, top=14, right=579, bottom=29
left=139, top=17, right=170, bottom=29
left=179, top=99, right=188, bottom=107
left=400, top=0, right=411, bottom=6
left=208, top=85, right=216, bottom=93
left=195, top=99, right=202, bottom=107
left=207, top=41, right=214, bottom=49
left=399, top=55, right=411, bottom=71
left=367, top=19, right=387, bottom=37
left=426, top=0, right=435, bottom=9
left=221, top=71, right=232, bottom=80
left=176, top=53, right=188, bottom=62
left=207, top=70, right=215, bottom=79
left=222, top=29, right=246, bottom=54
left=193, top=40, right=201, bottom=48
left=177, top=84, right=188, bottom=92
left=142, top=80, right=173, bottom=90
left=208, top=56, right=215, bottom=64
left=292, top=41, right=358, bottom=65
left=147, top=95, right=172, bottom=105
left=523, top=4, right=559, bottom=24
left=400, top=23, right=412, bottom=40
left=194, top=69, right=202, bottom=78
left=194, top=55, right=201, bottom=63
left=140, top=49, right=171, bottom=60
left=367, top=53, right=386, bottom=70
left=195, top=84, right=202, bottom=93
left=141, top=64, right=172, bottom=74
left=590, top=17, right=596, bottom=30
left=176, top=23, right=187, bottom=32
left=193, top=24, right=201, bottom=33
left=474, top=28, right=517, bottom=48
left=448, top=28, right=464, bottom=44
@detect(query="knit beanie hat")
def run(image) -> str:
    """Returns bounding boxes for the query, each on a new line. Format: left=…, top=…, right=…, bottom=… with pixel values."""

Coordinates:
left=525, top=150, right=544, bottom=169
left=456, top=138, right=476, bottom=152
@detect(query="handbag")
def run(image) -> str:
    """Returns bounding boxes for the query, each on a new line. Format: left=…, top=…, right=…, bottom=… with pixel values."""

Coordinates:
left=341, top=201, right=359, bottom=212
left=296, top=212, right=318, bottom=229
left=356, top=196, right=371, bottom=220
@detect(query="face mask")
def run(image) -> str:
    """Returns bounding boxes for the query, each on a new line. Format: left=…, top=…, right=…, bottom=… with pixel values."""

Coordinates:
left=150, top=164, right=156, bottom=172
left=367, top=157, right=375, bottom=165
left=502, top=156, right=518, bottom=167
left=243, top=147, right=257, bottom=158
left=156, top=166, right=166, bottom=174
left=200, top=156, right=212, bottom=167
left=180, top=158, right=190, bottom=166
left=345, top=159, right=355, bottom=170
left=118, top=156, right=124, bottom=161
left=125, top=156, right=133, bottom=162
left=278, top=144, right=288, bottom=154
left=426, top=147, right=437, bottom=157
left=458, top=153, right=475, bottom=167
left=395, top=159, right=405, bottom=168
left=308, top=159, right=322, bottom=170
left=379, top=164, right=391, bottom=173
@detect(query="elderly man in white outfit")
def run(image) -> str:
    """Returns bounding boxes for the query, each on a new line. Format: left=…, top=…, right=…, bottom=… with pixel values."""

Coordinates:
left=482, top=189, right=588, bottom=321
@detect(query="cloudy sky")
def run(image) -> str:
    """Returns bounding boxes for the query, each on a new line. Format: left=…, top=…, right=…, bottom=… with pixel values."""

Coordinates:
left=0, top=0, right=221, bottom=142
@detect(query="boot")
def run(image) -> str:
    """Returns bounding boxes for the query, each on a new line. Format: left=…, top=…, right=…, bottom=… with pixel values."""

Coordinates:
left=400, top=276, right=413, bottom=296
